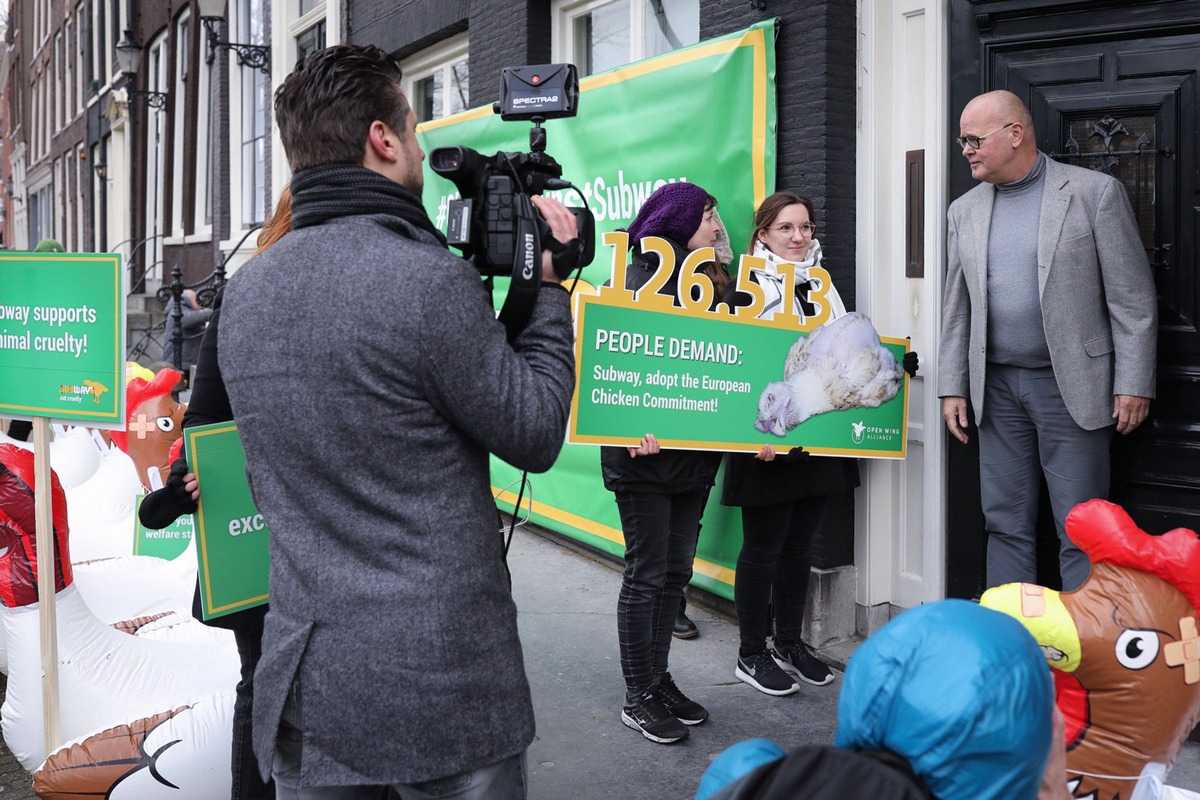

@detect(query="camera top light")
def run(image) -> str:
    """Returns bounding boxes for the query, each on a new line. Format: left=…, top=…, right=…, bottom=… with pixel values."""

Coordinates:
left=495, top=64, right=579, bottom=122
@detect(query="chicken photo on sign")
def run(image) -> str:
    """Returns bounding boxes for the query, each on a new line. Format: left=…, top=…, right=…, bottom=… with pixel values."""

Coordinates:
left=754, top=313, right=905, bottom=436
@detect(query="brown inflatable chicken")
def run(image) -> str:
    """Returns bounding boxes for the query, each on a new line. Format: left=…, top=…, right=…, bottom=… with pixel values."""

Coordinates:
left=108, top=367, right=185, bottom=492
left=982, top=499, right=1200, bottom=800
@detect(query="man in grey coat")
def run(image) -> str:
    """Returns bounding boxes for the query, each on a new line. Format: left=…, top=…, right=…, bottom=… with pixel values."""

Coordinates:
left=218, top=44, right=579, bottom=799
left=938, top=90, right=1157, bottom=592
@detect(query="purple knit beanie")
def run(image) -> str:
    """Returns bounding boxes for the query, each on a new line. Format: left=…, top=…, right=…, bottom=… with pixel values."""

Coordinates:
left=625, top=182, right=709, bottom=248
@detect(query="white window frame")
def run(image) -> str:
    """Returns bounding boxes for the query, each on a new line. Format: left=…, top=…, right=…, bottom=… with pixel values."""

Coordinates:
left=53, top=156, right=63, bottom=246
left=76, top=143, right=86, bottom=249
left=76, top=4, right=86, bottom=116
left=550, top=0, right=698, bottom=74
left=145, top=33, right=168, bottom=275
left=92, top=0, right=111, bottom=94
left=27, top=169, right=53, bottom=246
left=54, top=32, right=64, bottom=132
left=290, top=1, right=328, bottom=63
left=400, top=33, right=469, bottom=123
left=64, top=21, right=74, bottom=122
left=170, top=9, right=192, bottom=241
left=224, top=0, right=269, bottom=257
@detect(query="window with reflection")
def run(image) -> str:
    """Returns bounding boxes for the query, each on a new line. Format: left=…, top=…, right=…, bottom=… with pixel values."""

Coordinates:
left=555, top=0, right=699, bottom=77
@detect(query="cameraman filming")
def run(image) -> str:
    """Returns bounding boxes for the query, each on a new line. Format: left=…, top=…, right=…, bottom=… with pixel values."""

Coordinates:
left=218, top=44, right=578, bottom=800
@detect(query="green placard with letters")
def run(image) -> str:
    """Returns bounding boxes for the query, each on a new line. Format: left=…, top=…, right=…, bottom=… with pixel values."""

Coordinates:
left=133, top=494, right=196, bottom=559
left=569, top=240, right=910, bottom=458
left=185, top=421, right=269, bottom=619
left=0, top=252, right=125, bottom=427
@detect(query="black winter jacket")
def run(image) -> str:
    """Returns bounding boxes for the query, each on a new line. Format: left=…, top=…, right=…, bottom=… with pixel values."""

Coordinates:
left=600, top=240, right=723, bottom=494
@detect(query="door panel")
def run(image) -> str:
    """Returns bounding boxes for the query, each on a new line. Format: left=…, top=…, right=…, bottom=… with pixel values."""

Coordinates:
left=947, top=3, right=1200, bottom=596
left=996, top=35, right=1200, bottom=533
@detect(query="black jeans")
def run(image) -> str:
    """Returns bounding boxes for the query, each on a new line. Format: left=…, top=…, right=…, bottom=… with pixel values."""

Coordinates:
left=734, top=495, right=828, bottom=656
left=614, top=489, right=707, bottom=704
left=233, top=616, right=276, bottom=800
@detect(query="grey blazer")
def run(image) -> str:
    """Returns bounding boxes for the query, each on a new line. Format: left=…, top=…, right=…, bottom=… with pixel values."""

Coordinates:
left=938, top=157, right=1157, bottom=430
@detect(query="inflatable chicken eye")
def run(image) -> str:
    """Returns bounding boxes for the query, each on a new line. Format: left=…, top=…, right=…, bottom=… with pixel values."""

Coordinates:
left=155, top=416, right=175, bottom=433
left=1115, top=629, right=1159, bottom=670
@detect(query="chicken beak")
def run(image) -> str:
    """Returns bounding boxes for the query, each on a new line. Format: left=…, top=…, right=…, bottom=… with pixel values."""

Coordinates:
left=981, top=582, right=1081, bottom=671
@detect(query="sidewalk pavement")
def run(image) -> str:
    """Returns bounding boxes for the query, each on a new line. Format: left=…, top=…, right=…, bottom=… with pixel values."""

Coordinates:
left=0, top=523, right=1196, bottom=799
left=511, top=523, right=1200, bottom=800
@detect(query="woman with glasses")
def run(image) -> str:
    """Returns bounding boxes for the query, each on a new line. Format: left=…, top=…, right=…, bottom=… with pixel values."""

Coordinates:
left=719, top=190, right=856, bottom=697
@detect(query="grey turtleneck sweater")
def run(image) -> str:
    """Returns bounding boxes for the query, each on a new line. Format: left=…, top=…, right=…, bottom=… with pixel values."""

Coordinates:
left=986, top=151, right=1051, bottom=367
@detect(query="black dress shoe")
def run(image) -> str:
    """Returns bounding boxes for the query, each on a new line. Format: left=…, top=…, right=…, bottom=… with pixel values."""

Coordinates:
left=673, top=610, right=699, bottom=639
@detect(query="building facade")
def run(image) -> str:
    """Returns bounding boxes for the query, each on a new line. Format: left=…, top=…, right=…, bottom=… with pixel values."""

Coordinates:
left=2, top=0, right=276, bottom=364
left=3, top=0, right=1194, bottom=640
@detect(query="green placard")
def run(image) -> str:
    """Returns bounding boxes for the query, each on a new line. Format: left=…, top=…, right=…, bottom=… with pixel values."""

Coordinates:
left=133, top=494, right=196, bottom=559
left=185, top=422, right=269, bottom=619
left=0, top=252, right=125, bottom=427
left=569, top=248, right=910, bottom=459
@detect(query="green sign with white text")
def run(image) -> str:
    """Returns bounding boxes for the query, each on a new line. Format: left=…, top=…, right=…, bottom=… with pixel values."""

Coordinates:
left=0, top=252, right=125, bottom=427
left=570, top=241, right=910, bottom=458
left=186, top=422, right=269, bottom=620
left=133, top=494, right=195, bottom=560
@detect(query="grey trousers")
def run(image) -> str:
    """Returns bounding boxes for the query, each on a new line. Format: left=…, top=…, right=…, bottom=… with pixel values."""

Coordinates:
left=977, top=364, right=1112, bottom=591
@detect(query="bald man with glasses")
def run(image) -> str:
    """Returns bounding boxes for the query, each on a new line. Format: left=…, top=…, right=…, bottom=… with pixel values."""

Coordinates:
left=938, top=89, right=1157, bottom=592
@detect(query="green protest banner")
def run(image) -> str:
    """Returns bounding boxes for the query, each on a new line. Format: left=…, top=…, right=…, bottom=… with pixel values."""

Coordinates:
left=0, top=252, right=125, bottom=427
left=417, top=18, right=777, bottom=290
left=427, top=20, right=783, bottom=601
left=132, top=494, right=195, bottom=559
left=185, top=422, right=269, bottom=619
left=569, top=238, right=910, bottom=458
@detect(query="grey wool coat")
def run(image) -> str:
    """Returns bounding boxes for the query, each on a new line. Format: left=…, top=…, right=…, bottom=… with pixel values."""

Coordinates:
left=219, top=212, right=575, bottom=786
left=938, top=156, right=1157, bottom=430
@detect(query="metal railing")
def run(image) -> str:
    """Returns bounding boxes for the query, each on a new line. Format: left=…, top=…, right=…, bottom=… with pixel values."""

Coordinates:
left=155, top=224, right=263, bottom=377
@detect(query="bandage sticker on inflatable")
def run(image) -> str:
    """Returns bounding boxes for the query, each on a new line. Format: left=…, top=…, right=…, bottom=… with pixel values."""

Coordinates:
left=982, top=499, right=1200, bottom=800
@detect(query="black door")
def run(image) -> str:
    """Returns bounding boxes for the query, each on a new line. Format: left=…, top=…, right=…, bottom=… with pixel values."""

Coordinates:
left=947, top=1, right=1200, bottom=597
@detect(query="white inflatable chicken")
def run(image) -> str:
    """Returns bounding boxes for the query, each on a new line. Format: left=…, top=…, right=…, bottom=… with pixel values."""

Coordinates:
left=0, top=442, right=239, bottom=797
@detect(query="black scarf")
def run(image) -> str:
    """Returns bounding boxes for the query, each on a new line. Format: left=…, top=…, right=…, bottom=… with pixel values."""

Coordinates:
left=288, top=163, right=447, bottom=247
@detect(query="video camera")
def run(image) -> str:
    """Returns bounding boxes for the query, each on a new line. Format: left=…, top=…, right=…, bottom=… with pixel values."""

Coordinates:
left=430, top=64, right=595, bottom=339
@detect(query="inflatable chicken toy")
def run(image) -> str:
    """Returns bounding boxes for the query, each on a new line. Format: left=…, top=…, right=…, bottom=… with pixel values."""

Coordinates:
left=0, top=443, right=239, bottom=796
left=109, top=367, right=185, bottom=492
left=982, top=499, right=1200, bottom=800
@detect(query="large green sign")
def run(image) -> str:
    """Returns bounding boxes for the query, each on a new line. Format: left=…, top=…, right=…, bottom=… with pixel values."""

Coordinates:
left=417, top=19, right=778, bottom=287
left=133, top=494, right=195, bottom=560
left=0, top=252, right=125, bottom=427
left=571, top=238, right=909, bottom=458
left=431, top=21, right=784, bottom=600
left=186, top=422, right=269, bottom=620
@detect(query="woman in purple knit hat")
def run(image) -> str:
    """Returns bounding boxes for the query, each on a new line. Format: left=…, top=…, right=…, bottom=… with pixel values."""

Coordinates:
left=600, top=181, right=728, bottom=745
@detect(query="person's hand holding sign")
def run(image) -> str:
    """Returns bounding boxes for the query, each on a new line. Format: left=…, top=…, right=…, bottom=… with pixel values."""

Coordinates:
left=628, top=433, right=660, bottom=458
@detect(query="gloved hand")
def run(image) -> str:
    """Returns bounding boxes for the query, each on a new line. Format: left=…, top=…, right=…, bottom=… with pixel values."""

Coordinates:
left=138, top=457, right=198, bottom=529
left=784, top=447, right=810, bottom=462
left=903, top=350, right=919, bottom=377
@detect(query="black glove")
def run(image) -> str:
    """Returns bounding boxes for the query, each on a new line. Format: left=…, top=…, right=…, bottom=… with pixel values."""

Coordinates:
left=138, top=457, right=198, bottom=529
left=783, top=447, right=810, bottom=462
left=903, top=350, right=919, bottom=377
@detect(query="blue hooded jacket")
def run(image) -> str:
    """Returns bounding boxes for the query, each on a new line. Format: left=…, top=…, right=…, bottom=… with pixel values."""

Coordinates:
left=835, top=600, right=1053, bottom=800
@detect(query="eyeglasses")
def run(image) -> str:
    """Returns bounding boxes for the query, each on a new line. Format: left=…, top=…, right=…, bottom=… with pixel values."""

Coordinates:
left=769, top=222, right=817, bottom=237
left=955, top=122, right=1014, bottom=150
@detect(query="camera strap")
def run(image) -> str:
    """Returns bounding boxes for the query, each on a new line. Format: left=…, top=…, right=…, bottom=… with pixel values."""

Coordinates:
left=496, top=195, right=543, bottom=341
